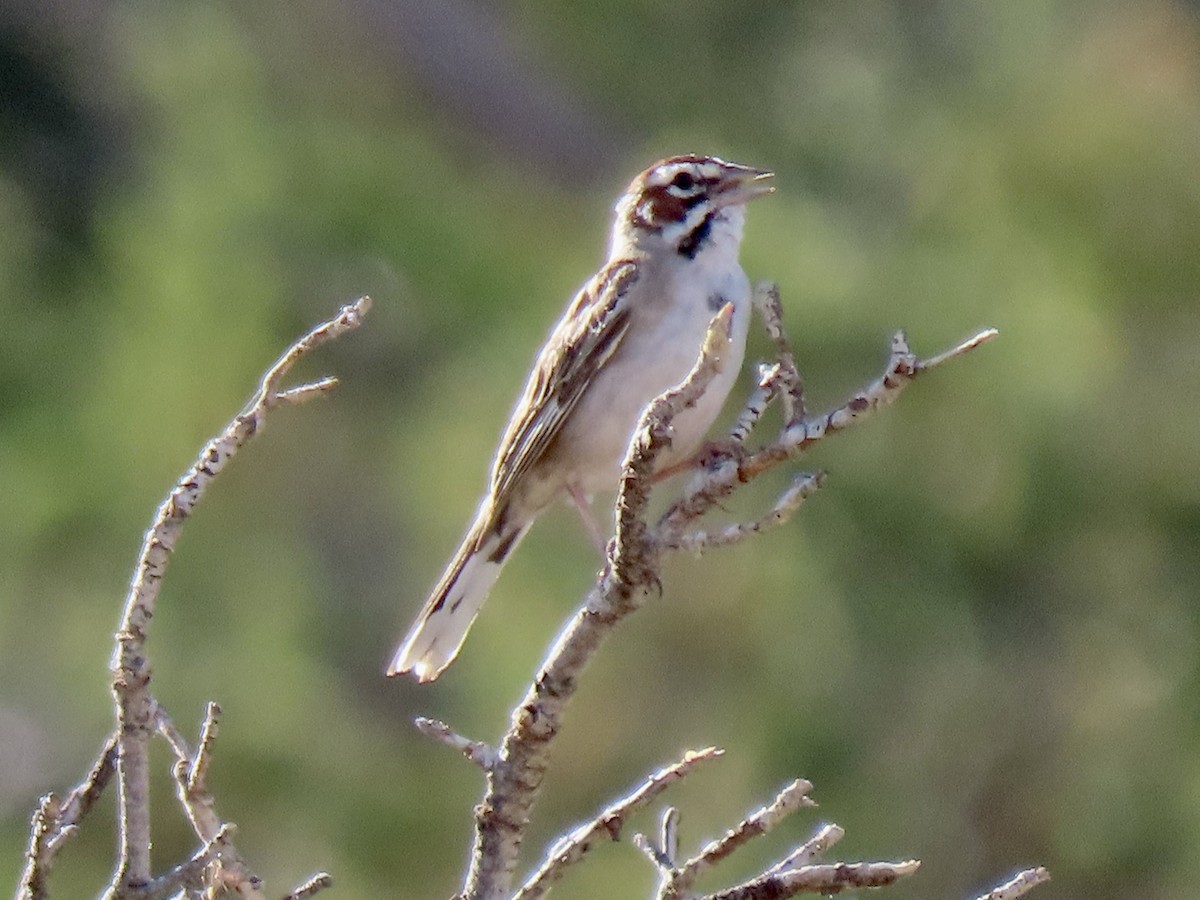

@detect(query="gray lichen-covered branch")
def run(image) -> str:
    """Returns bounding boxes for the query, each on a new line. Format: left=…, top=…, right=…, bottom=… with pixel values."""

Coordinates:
left=413, top=281, right=1031, bottom=900
left=17, top=297, right=369, bottom=900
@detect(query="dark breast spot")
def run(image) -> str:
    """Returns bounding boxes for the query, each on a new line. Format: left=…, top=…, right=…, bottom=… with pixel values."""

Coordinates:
left=676, top=212, right=713, bottom=259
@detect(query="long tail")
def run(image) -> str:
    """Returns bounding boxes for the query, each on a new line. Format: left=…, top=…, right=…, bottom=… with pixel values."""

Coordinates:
left=388, top=503, right=530, bottom=682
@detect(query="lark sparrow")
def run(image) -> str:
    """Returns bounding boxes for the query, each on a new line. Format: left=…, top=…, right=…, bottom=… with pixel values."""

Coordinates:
left=389, top=155, right=773, bottom=681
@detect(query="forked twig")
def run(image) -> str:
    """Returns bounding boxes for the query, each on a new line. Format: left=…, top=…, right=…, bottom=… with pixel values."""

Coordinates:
left=516, top=748, right=723, bottom=899
left=19, top=298, right=365, bottom=900
left=636, top=779, right=918, bottom=900
left=106, top=295, right=367, bottom=897
left=669, top=778, right=817, bottom=893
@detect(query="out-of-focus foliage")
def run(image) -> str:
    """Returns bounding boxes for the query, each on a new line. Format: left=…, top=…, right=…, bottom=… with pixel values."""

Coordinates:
left=2, top=1, right=1198, bottom=897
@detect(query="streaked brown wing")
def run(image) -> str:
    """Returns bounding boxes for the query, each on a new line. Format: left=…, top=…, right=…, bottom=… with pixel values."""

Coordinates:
left=489, top=259, right=639, bottom=507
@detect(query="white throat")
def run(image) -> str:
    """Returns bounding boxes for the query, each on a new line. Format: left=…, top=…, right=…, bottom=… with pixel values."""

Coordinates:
left=610, top=203, right=747, bottom=264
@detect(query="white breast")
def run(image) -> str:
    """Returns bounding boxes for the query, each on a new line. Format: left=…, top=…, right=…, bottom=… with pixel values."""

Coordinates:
left=550, top=242, right=751, bottom=497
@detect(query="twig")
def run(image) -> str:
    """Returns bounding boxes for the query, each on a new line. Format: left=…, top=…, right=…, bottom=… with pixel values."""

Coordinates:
left=661, top=779, right=816, bottom=898
left=460, top=305, right=736, bottom=899
left=188, top=701, right=221, bottom=795
left=140, top=824, right=234, bottom=900
left=156, top=704, right=267, bottom=899
left=515, top=748, right=723, bottom=899
left=283, top=872, right=336, bottom=900
left=663, top=472, right=825, bottom=555
left=707, top=858, right=921, bottom=899
left=634, top=807, right=681, bottom=872
left=415, top=717, right=497, bottom=771
left=774, top=328, right=998, bottom=460
left=765, top=822, right=844, bottom=874
left=17, top=795, right=59, bottom=900
left=727, top=362, right=781, bottom=447
left=96, top=296, right=368, bottom=898
left=752, top=282, right=806, bottom=423
left=971, top=867, right=1051, bottom=900
left=18, top=736, right=119, bottom=898
left=612, top=302, right=737, bottom=586
left=634, top=778, right=924, bottom=900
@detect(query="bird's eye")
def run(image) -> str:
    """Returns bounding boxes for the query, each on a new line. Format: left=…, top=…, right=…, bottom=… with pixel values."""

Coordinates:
left=670, top=172, right=696, bottom=191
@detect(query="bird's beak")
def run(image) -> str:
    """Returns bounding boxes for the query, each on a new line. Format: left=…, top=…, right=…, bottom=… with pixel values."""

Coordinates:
left=714, top=166, right=775, bottom=208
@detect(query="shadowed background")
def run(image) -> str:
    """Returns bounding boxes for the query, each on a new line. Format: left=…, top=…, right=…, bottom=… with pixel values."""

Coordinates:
left=2, top=1, right=1199, bottom=897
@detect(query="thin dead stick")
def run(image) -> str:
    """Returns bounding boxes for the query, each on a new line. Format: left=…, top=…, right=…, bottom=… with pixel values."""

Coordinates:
left=515, top=748, right=724, bottom=899
left=283, top=873, right=336, bottom=900
left=752, top=282, right=806, bottom=423
left=662, top=779, right=816, bottom=898
left=775, top=328, right=998, bottom=459
left=971, top=867, right=1051, bottom=900
left=663, top=471, right=825, bottom=555
left=706, top=858, right=921, bottom=900
left=633, top=779, right=924, bottom=900
left=156, top=700, right=267, bottom=898
left=18, top=736, right=119, bottom=899
left=17, top=796, right=59, bottom=900
left=415, top=717, right=497, bottom=771
left=766, top=822, right=845, bottom=874
left=140, top=824, right=234, bottom=900
left=96, top=296, right=367, bottom=898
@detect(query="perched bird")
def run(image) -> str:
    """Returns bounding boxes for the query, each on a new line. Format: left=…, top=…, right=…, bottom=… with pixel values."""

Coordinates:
left=389, top=155, right=773, bottom=681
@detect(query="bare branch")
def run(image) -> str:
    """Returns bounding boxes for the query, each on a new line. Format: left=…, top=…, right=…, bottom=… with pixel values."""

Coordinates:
left=766, top=822, right=844, bottom=875
left=919, top=328, right=999, bottom=372
left=461, top=305, right=736, bottom=899
left=611, top=302, right=737, bottom=586
left=631, top=778, right=928, bottom=900
left=155, top=704, right=267, bottom=899
left=140, top=824, right=234, bottom=900
left=656, top=322, right=996, bottom=547
left=774, top=327, right=997, bottom=462
left=415, top=717, right=497, bottom=771
left=663, top=472, right=825, bottom=555
left=17, top=795, right=59, bottom=900
left=273, top=376, right=340, bottom=405
left=187, top=702, right=221, bottom=795
left=103, top=297, right=369, bottom=896
left=282, top=872, right=335, bottom=900
left=751, top=281, right=806, bottom=423
left=18, top=736, right=119, bottom=898
left=663, top=779, right=815, bottom=897
left=707, top=858, right=921, bottom=900
left=516, top=748, right=723, bottom=899
left=634, top=806, right=683, bottom=874
left=420, top=279, right=1012, bottom=900
left=971, top=867, right=1051, bottom=900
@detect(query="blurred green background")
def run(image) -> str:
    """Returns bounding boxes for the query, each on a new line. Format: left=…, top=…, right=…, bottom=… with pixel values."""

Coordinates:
left=2, top=1, right=1199, bottom=897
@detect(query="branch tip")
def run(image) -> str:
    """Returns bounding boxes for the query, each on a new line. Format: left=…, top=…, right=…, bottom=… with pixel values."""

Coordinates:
left=917, top=327, right=999, bottom=372
left=284, top=872, right=335, bottom=900
left=415, top=717, right=496, bottom=770
left=972, top=866, right=1051, bottom=900
left=275, top=376, right=340, bottom=405
left=768, top=821, right=846, bottom=874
